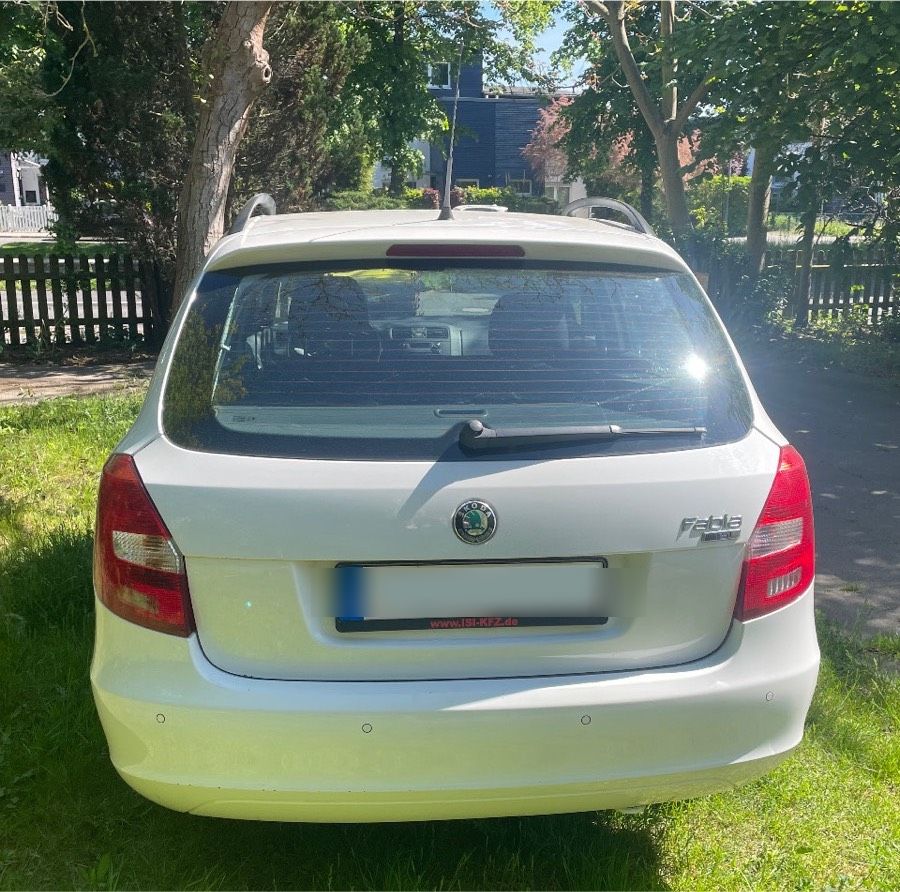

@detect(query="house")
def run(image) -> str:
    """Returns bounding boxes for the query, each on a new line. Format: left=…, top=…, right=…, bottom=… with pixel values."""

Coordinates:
left=374, top=60, right=586, bottom=203
left=0, top=151, right=51, bottom=207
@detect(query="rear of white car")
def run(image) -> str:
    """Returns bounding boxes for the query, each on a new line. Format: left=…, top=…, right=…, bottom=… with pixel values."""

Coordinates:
left=91, top=208, right=819, bottom=822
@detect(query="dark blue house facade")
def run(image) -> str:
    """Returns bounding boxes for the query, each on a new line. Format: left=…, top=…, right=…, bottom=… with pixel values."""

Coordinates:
left=427, top=60, right=544, bottom=194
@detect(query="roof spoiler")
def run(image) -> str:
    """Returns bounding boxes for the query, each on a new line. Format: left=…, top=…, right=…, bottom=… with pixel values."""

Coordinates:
left=560, top=197, right=654, bottom=236
left=229, top=193, right=276, bottom=235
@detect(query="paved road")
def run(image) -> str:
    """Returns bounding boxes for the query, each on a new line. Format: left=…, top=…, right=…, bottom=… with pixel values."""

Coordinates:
left=744, top=345, right=899, bottom=635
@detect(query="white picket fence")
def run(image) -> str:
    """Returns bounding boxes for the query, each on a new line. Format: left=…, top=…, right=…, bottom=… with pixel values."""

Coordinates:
left=0, top=204, right=58, bottom=232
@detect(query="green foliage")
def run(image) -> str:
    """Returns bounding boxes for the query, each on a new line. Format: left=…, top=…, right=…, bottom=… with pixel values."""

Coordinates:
left=702, top=0, right=900, bottom=245
left=318, top=186, right=558, bottom=214
left=37, top=2, right=210, bottom=277
left=342, top=2, right=553, bottom=192
left=558, top=1, right=900, bottom=250
left=556, top=2, right=659, bottom=211
left=796, top=303, right=900, bottom=379
left=319, top=190, right=411, bottom=211
left=689, top=176, right=751, bottom=237
left=0, top=5, right=51, bottom=152
left=232, top=4, right=370, bottom=212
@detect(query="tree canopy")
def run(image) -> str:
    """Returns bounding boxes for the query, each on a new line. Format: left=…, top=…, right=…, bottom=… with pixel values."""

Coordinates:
left=554, top=0, right=900, bottom=252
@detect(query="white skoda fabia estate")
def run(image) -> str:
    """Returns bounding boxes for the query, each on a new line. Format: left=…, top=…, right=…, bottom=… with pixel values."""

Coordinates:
left=91, top=198, right=819, bottom=822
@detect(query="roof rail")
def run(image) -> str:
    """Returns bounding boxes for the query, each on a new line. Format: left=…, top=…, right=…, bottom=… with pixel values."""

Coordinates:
left=229, top=193, right=276, bottom=235
left=560, top=197, right=654, bottom=236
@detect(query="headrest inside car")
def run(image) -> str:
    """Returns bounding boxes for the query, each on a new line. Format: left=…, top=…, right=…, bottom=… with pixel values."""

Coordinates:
left=488, top=292, right=570, bottom=357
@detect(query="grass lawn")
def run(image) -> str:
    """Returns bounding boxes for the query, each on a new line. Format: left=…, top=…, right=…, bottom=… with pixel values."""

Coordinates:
left=768, top=215, right=858, bottom=239
left=1, top=394, right=898, bottom=891
left=0, top=241, right=125, bottom=258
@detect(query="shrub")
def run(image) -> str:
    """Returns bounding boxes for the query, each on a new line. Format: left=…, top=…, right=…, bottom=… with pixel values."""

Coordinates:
left=689, top=175, right=751, bottom=237
left=319, top=190, right=409, bottom=211
left=318, top=186, right=560, bottom=215
left=461, top=186, right=506, bottom=206
left=461, top=186, right=558, bottom=214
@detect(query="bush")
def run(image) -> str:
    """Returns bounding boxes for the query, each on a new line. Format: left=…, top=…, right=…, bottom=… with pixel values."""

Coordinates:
left=689, top=175, right=751, bottom=237
left=461, top=186, right=558, bottom=214
left=461, top=186, right=506, bottom=206
left=319, top=190, right=409, bottom=211
left=318, top=186, right=560, bottom=215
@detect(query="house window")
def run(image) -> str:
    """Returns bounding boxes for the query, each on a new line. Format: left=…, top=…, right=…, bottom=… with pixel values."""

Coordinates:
left=507, top=179, right=532, bottom=195
left=546, top=185, right=571, bottom=206
left=456, top=178, right=479, bottom=188
left=24, top=189, right=38, bottom=204
left=428, top=63, right=451, bottom=89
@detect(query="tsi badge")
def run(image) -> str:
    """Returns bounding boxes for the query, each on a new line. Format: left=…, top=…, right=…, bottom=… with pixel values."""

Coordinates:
left=453, top=500, right=498, bottom=545
left=680, top=514, right=742, bottom=542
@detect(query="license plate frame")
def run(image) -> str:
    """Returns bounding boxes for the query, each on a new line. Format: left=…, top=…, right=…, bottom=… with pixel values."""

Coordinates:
left=334, top=557, right=609, bottom=633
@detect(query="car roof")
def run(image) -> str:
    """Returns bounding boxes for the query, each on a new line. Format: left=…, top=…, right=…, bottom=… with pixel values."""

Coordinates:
left=203, top=208, right=690, bottom=274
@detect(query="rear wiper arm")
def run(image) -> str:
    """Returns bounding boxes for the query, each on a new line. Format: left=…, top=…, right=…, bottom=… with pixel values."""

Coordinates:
left=459, top=419, right=706, bottom=451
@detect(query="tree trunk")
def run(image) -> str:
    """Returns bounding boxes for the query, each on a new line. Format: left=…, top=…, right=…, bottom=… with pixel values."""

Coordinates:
left=387, top=4, right=407, bottom=196
left=172, top=2, right=273, bottom=311
left=745, top=143, right=775, bottom=280
left=656, top=130, right=693, bottom=253
left=793, top=202, right=817, bottom=328
left=639, top=163, right=654, bottom=223
left=586, top=0, right=709, bottom=257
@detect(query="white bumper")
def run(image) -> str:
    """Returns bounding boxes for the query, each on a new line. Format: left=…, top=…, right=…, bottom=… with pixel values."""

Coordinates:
left=91, top=590, right=819, bottom=822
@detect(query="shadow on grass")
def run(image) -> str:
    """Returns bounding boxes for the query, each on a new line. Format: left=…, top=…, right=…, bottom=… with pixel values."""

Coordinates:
left=802, top=613, right=898, bottom=779
left=0, top=527, right=94, bottom=633
left=0, top=530, right=670, bottom=890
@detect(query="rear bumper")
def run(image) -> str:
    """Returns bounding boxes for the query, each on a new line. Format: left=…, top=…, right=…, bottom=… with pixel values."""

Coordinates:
left=91, top=589, right=819, bottom=822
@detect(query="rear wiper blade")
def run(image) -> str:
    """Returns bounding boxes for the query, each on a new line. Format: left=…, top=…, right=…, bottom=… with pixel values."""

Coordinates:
left=459, top=419, right=706, bottom=451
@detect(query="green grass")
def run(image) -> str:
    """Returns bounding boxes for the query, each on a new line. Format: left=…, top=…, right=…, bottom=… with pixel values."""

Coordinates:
left=0, top=241, right=124, bottom=258
left=769, top=214, right=858, bottom=239
left=1, top=394, right=898, bottom=890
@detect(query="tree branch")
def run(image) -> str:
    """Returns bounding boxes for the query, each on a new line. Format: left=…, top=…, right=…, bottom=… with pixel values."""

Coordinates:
left=659, top=0, right=676, bottom=123
left=584, top=0, right=663, bottom=140
left=672, top=76, right=712, bottom=133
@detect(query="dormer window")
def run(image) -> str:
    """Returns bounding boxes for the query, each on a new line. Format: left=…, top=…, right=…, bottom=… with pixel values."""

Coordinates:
left=428, top=63, right=451, bottom=89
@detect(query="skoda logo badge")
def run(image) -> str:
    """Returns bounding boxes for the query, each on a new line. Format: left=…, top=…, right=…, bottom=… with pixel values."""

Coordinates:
left=453, top=500, right=497, bottom=545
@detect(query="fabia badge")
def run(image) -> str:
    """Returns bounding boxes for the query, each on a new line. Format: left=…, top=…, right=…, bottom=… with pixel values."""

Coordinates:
left=453, top=500, right=497, bottom=545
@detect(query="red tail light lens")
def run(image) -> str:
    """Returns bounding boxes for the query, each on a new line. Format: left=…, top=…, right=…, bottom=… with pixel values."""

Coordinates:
left=737, top=445, right=815, bottom=621
left=93, top=454, right=194, bottom=636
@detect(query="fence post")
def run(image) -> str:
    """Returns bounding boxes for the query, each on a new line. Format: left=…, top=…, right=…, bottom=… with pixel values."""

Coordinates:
left=18, top=254, right=35, bottom=344
left=123, top=254, right=139, bottom=341
left=34, top=254, right=50, bottom=345
left=78, top=254, right=95, bottom=344
left=64, top=255, right=81, bottom=345
left=49, top=254, right=65, bottom=345
left=108, top=254, right=124, bottom=339
left=3, top=256, right=20, bottom=346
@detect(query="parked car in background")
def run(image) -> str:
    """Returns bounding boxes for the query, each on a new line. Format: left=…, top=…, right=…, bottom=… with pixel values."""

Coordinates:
left=91, top=199, right=819, bottom=822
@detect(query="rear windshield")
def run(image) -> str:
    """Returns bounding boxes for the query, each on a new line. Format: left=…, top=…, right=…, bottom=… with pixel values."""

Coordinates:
left=162, top=262, right=752, bottom=460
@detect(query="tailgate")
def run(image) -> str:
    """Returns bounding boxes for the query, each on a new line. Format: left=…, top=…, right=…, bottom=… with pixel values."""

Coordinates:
left=134, top=430, right=778, bottom=680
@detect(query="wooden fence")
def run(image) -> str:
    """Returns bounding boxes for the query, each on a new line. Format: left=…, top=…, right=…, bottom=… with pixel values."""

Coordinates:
left=1, top=253, right=163, bottom=347
left=0, top=204, right=58, bottom=232
left=1, top=245, right=896, bottom=350
left=705, top=245, right=897, bottom=323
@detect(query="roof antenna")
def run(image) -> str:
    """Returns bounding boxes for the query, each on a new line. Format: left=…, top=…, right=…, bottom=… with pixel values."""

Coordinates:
left=438, top=48, right=464, bottom=221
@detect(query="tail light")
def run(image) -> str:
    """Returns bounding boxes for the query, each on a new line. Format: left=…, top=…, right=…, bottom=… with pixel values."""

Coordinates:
left=93, top=453, right=194, bottom=636
left=737, top=445, right=815, bottom=621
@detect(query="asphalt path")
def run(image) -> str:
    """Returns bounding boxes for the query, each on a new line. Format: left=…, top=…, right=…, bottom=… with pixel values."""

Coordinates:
left=743, top=344, right=899, bottom=635
left=0, top=361, right=154, bottom=405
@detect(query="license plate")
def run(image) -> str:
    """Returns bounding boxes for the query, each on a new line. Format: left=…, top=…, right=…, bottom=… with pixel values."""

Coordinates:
left=334, top=559, right=609, bottom=633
